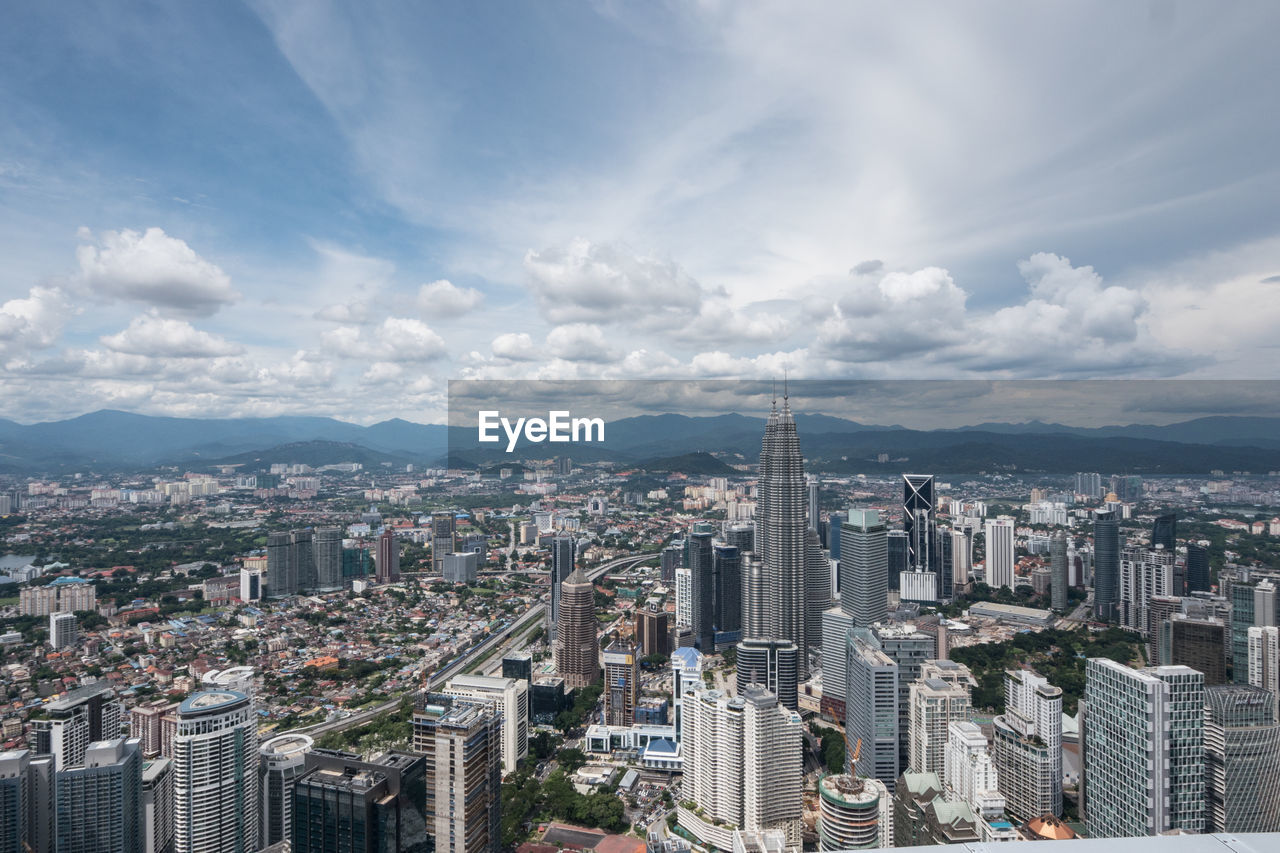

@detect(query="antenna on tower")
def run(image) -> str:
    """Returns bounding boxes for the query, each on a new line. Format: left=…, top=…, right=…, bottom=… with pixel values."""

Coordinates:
left=783, top=369, right=789, bottom=401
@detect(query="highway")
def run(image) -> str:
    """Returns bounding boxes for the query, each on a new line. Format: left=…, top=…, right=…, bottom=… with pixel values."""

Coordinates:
left=287, top=551, right=657, bottom=738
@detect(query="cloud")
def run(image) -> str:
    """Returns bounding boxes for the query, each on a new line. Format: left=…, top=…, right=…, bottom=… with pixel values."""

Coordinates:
left=76, top=227, right=239, bottom=315
left=0, top=285, right=72, bottom=358
left=322, top=316, right=446, bottom=362
left=524, top=238, right=704, bottom=327
left=491, top=332, right=541, bottom=362
left=418, top=279, right=483, bottom=317
left=314, top=301, right=373, bottom=324
left=546, top=323, right=619, bottom=362
left=816, top=266, right=968, bottom=361
left=100, top=312, right=244, bottom=358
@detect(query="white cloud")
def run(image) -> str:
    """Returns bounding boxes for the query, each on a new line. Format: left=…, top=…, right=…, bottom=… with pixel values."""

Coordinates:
left=314, top=302, right=373, bottom=324
left=322, top=316, right=446, bottom=362
left=546, top=323, right=618, bottom=362
left=0, top=285, right=72, bottom=358
left=101, top=312, right=244, bottom=358
left=418, top=279, right=483, bottom=317
left=76, top=227, right=239, bottom=315
left=491, top=332, right=541, bottom=362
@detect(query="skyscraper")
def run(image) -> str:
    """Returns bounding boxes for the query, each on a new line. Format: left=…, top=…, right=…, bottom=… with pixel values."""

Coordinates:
left=1082, top=661, right=1204, bottom=838
left=1119, top=545, right=1175, bottom=633
left=805, top=528, right=833, bottom=651
left=1187, top=542, right=1211, bottom=593
left=603, top=641, right=638, bottom=726
left=431, top=511, right=457, bottom=574
left=49, top=611, right=76, bottom=650
left=876, top=624, right=936, bottom=770
left=635, top=602, right=671, bottom=658
left=141, top=757, right=173, bottom=853
left=907, top=660, right=975, bottom=776
left=1164, top=614, right=1227, bottom=685
left=984, top=516, right=1015, bottom=590
left=1050, top=531, right=1068, bottom=611
left=442, top=675, right=529, bottom=776
left=1075, top=472, right=1102, bottom=499
left=991, top=670, right=1063, bottom=821
left=172, top=691, right=259, bottom=853
left=547, top=535, right=575, bottom=647
left=412, top=694, right=502, bottom=853
left=554, top=567, right=600, bottom=689
left=312, top=526, right=343, bottom=591
left=686, top=523, right=715, bottom=650
left=1247, top=625, right=1280, bottom=719
left=375, top=529, right=400, bottom=583
left=845, top=628, right=900, bottom=790
left=817, top=774, right=891, bottom=851
left=266, top=530, right=313, bottom=597
left=752, top=393, right=816, bottom=677
left=1093, top=511, right=1120, bottom=622
left=1152, top=513, right=1177, bottom=552
left=713, top=542, right=743, bottom=639
left=736, top=637, right=800, bottom=711
left=808, top=477, right=820, bottom=533
left=30, top=682, right=125, bottom=771
left=840, top=509, right=887, bottom=628
left=886, top=529, right=908, bottom=593
left=0, top=749, right=55, bottom=853
left=902, top=475, right=935, bottom=574
left=258, top=734, right=313, bottom=848
left=1204, top=684, right=1280, bottom=833
left=55, top=738, right=143, bottom=853
left=819, top=608, right=854, bottom=723
left=291, top=748, right=429, bottom=853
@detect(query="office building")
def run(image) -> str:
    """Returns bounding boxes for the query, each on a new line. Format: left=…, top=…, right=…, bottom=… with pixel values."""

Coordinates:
left=55, top=738, right=143, bottom=853
left=313, top=526, right=343, bottom=591
left=808, top=478, right=820, bottom=532
left=291, top=749, right=428, bottom=853
left=985, top=516, right=1016, bottom=590
left=752, top=393, right=818, bottom=678
left=660, top=543, right=683, bottom=583
left=603, top=641, right=638, bottom=727
left=547, top=535, right=575, bottom=647
left=1231, top=579, right=1267, bottom=684
left=845, top=629, right=899, bottom=790
left=554, top=567, right=600, bottom=689
left=1164, top=614, right=1228, bottom=685
left=679, top=686, right=803, bottom=852
left=375, top=529, right=400, bottom=583
left=817, top=774, right=891, bottom=850
left=239, top=566, right=263, bottom=602
left=1204, top=684, right=1280, bottom=833
left=819, top=608, right=853, bottom=723
left=686, top=523, right=716, bottom=650
left=903, top=475, right=936, bottom=576
left=412, top=694, right=502, bottom=853
left=826, top=511, right=846, bottom=563
left=342, top=545, right=370, bottom=583
left=875, top=624, right=935, bottom=768
left=142, top=757, right=173, bottom=853
left=259, top=734, right=313, bottom=848
left=675, top=566, right=693, bottom=630
left=991, top=670, right=1063, bottom=821
left=1050, top=531, right=1068, bottom=611
left=443, top=675, right=529, bottom=776
left=1187, top=543, right=1211, bottom=594
left=1082, top=660, right=1204, bottom=838
left=635, top=602, right=671, bottom=658
left=671, top=646, right=705, bottom=741
left=714, top=542, right=743, bottom=638
left=908, top=660, right=975, bottom=776
left=0, top=749, right=55, bottom=853
left=500, top=652, right=532, bottom=686
left=736, top=637, right=799, bottom=711
left=1152, top=513, right=1178, bottom=553
left=1148, top=595, right=1184, bottom=663
left=172, top=691, right=259, bottom=853
left=441, top=551, right=479, bottom=584
left=1247, top=626, right=1280, bottom=719
left=886, top=529, right=908, bottom=593
left=1093, top=511, right=1120, bottom=622
left=49, top=611, right=76, bottom=650
left=805, top=528, right=833, bottom=651
left=840, top=509, right=887, bottom=628
left=30, top=682, right=124, bottom=771
left=431, top=511, right=457, bottom=574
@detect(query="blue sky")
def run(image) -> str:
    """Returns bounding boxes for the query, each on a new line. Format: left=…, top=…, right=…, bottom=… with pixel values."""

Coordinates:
left=2, top=1, right=1279, bottom=423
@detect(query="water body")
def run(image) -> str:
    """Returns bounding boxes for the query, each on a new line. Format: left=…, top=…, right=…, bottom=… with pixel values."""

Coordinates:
left=0, top=554, right=37, bottom=569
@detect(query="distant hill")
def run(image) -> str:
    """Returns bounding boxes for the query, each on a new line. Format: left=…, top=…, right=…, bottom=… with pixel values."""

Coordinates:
left=208, top=441, right=418, bottom=472
left=639, top=452, right=740, bottom=476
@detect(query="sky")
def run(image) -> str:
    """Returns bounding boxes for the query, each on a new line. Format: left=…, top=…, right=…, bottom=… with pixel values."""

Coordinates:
left=2, top=1, right=1279, bottom=425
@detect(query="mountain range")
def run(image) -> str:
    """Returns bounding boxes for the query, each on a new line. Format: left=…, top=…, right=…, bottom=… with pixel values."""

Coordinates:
left=1, top=409, right=1279, bottom=476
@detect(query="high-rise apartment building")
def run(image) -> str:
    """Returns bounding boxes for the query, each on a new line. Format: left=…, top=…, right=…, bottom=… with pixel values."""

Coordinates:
left=1203, top=684, right=1280, bottom=833
left=907, top=660, right=975, bottom=777
left=1082, top=660, right=1204, bottom=838
left=1093, top=511, right=1120, bottom=622
left=412, top=694, right=502, bottom=853
left=603, top=641, right=638, bottom=727
left=431, top=511, right=458, bottom=575
left=291, top=748, right=428, bottom=853
left=442, top=675, right=529, bottom=776
left=674, top=566, right=693, bottom=630
left=1120, top=545, right=1175, bottom=633
left=1247, top=625, right=1280, bottom=720
left=845, top=629, right=899, bottom=790
left=266, top=530, right=312, bottom=597
left=375, top=529, right=400, bottom=583
left=554, top=567, right=600, bottom=689
left=984, top=516, right=1016, bottom=590
left=679, top=686, right=803, bottom=852
left=942, top=722, right=1005, bottom=820
left=19, top=576, right=95, bottom=616
left=840, top=509, right=887, bottom=628
left=0, top=749, right=55, bottom=853
left=1075, top=472, right=1102, bottom=499
left=30, top=682, right=124, bottom=771
left=55, top=738, right=143, bottom=853
left=991, top=669, right=1063, bottom=821
left=1050, top=531, right=1068, bottom=611
left=258, top=734, right=312, bottom=848
left=49, top=611, right=76, bottom=650
left=736, top=637, right=800, bottom=711
left=313, top=526, right=343, bottom=590
left=172, top=691, right=259, bottom=853
left=547, top=535, right=575, bottom=647
left=141, top=757, right=173, bottom=853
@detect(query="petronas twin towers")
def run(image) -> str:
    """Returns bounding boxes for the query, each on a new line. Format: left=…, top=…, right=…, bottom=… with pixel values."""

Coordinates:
left=746, top=392, right=831, bottom=678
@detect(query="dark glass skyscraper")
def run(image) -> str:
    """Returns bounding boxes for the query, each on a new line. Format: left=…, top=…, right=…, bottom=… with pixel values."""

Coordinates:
left=1152, top=513, right=1177, bottom=553
left=547, top=536, right=575, bottom=647
left=685, top=523, right=715, bottom=650
left=902, top=475, right=935, bottom=573
left=886, top=529, right=908, bottom=592
left=1187, top=543, right=1211, bottom=593
left=712, top=542, right=742, bottom=637
left=1093, top=510, right=1120, bottom=622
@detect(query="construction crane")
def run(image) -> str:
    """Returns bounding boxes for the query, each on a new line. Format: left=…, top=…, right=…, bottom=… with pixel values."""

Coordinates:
left=843, top=725, right=862, bottom=776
